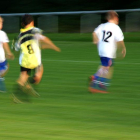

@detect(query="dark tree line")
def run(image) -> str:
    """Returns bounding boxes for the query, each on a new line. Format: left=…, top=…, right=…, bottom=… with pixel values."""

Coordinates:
left=0, top=0, right=140, bottom=13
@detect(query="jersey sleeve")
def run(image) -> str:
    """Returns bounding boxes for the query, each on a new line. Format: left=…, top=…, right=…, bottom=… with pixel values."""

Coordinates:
left=115, top=26, right=124, bottom=42
left=94, top=24, right=102, bottom=34
left=12, top=34, right=20, bottom=51
left=32, top=27, right=43, bottom=34
left=32, top=27, right=46, bottom=41
left=34, top=33, right=46, bottom=40
left=0, top=31, right=9, bottom=43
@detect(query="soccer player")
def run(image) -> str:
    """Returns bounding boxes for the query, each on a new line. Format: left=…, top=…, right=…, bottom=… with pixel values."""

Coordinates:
left=89, top=10, right=126, bottom=93
left=0, top=16, right=14, bottom=92
left=12, top=14, right=60, bottom=103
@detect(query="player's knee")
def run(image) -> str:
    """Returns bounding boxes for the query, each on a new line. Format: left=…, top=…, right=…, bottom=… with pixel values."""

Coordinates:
left=0, top=64, right=9, bottom=77
left=34, top=76, right=41, bottom=84
left=28, top=75, right=42, bottom=84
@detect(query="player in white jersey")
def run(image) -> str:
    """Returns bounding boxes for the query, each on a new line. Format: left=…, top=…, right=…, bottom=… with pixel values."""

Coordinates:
left=89, top=10, right=126, bottom=93
left=0, top=16, right=14, bottom=92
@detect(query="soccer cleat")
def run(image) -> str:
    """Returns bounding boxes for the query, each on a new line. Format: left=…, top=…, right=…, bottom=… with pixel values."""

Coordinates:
left=88, top=76, right=109, bottom=94
left=99, top=83, right=107, bottom=90
left=11, top=93, right=31, bottom=104
left=25, top=83, right=40, bottom=97
left=89, top=87, right=109, bottom=94
left=25, top=80, right=40, bottom=97
left=26, top=87, right=40, bottom=97
left=11, top=93, right=24, bottom=104
left=12, top=83, right=31, bottom=103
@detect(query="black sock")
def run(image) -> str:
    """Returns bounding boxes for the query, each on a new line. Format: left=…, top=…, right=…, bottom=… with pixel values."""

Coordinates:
left=28, top=76, right=36, bottom=84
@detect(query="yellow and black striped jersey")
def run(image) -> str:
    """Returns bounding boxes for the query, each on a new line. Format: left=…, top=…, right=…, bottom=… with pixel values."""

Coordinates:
left=17, top=27, right=42, bottom=69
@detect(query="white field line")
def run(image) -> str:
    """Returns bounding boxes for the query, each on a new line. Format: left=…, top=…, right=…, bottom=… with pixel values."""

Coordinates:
left=42, top=59, right=140, bottom=65
left=13, top=58, right=140, bottom=65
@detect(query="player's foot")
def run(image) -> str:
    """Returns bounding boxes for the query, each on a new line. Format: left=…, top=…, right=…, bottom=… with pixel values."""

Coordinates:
left=11, top=93, right=24, bottom=104
left=89, top=87, right=109, bottom=94
left=99, top=83, right=107, bottom=90
left=25, top=84, right=40, bottom=97
left=12, top=83, right=31, bottom=103
left=11, top=93, right=31, bottom=104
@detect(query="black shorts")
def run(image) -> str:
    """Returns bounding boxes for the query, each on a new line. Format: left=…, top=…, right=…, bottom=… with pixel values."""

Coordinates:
left=20, top=65, right=41, bottom=76
left=20, top=66, right=35, bottom=76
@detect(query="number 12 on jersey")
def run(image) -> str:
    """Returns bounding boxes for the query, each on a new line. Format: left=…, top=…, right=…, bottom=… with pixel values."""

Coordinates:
left=102, top=30, right=112, bottom=42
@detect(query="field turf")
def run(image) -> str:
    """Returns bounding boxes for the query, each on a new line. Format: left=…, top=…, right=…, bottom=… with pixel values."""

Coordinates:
left=1, top=32, right=140, bottom=140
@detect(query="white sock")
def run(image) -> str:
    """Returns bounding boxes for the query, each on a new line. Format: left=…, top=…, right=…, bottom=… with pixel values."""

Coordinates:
left=96, top=68, right=104, bottom=76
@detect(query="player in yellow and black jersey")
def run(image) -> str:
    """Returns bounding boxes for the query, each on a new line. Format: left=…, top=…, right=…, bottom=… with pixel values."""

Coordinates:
left=17, top=26, right=42, bottom=69
left=12, top=14, right=60, bottom=103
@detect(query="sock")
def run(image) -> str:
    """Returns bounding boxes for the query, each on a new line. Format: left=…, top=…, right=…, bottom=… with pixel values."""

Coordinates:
left=99, top=77, right=110, bottom=90
left=95, top=68, right=104, bottom=76
left=91, top=74, right=110, bottom=91
left=102, top=69, right=109, bottom=78
left=0, top=77, right=6, bottom=92
left=28, top=76, right=36, bottom=84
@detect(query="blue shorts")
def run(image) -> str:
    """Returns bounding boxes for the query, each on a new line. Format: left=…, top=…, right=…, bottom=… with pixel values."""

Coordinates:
left=0, top=60, right=8, bottom=71
left=100, top=57, right=114, bottom=67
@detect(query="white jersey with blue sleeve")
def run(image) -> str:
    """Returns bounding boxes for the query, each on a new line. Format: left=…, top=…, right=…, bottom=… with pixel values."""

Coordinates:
left=94, top=22, right=124, bottom=58
left=0, top=30, right=9, bottom=63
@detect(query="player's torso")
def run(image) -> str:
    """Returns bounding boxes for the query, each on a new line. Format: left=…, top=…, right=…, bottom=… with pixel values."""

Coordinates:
left=0, top=43, right=5, bottom=63
left=97, top=22, right=120, bottom=58
left=18, top=27, right=41, bottom=69
left=0, top=31, right=7, bottom=62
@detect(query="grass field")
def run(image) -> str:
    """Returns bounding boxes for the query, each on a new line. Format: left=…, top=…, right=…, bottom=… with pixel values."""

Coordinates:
left=1, top=32, right=140, bottom=140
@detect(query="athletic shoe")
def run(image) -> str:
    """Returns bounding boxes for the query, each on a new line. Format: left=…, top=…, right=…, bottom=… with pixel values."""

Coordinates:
left=25, top=83, right=40, bottom=97
left=11, top=93, right=24, bottom=104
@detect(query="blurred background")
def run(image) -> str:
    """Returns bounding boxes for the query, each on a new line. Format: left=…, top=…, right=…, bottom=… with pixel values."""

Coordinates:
left=1, top=1, right=140, bottom=140
left=1, top=0, right=140, bottom=33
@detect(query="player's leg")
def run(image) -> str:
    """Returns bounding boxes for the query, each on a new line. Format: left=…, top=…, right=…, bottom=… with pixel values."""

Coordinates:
left=89, top=65, right=108, bottom=86
left=0, top=61, right=9, bottom=92
left=26, top=64, right=43, bottom=97
left=1, top=63, right=9, bottom=77
left=34, top=64, right=43, bottom=84
left=0, top=77, right=6, bottom=92
left=17, top=71, right=29, bottom=86
left=28, top=64, right=43, bottom=84
left=23, top=65, right=43, bottom=97
left=89, top=57, right=114, bottom=93
left=12, top=82, right=30, bottom=103
left=12, top=67, right=32, bottom=103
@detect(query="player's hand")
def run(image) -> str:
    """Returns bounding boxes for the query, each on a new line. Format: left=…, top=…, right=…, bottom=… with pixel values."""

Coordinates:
left=55, top=47, right=61, bottom=52
left=122, top=48, right=126, bottom=58
left=6, top=53, right=15, bottom=60
left=93, top=41, right=98, bottom=44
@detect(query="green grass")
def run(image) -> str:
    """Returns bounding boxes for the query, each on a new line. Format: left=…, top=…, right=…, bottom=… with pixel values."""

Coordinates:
left=1, top=32, right=140, bottom=140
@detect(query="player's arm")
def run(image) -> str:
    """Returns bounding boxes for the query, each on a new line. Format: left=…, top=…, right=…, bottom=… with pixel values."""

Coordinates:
left=93, top=32, right=98, bottom=44
left=117, top=41, right=126, bottom=58
left=3, top=42, right=14, bottom=59
left=37, top=34, right=60, bottom=52
left=41, top=36, right=60, bottom=52
left=116, top=27, right=126, bottom=58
